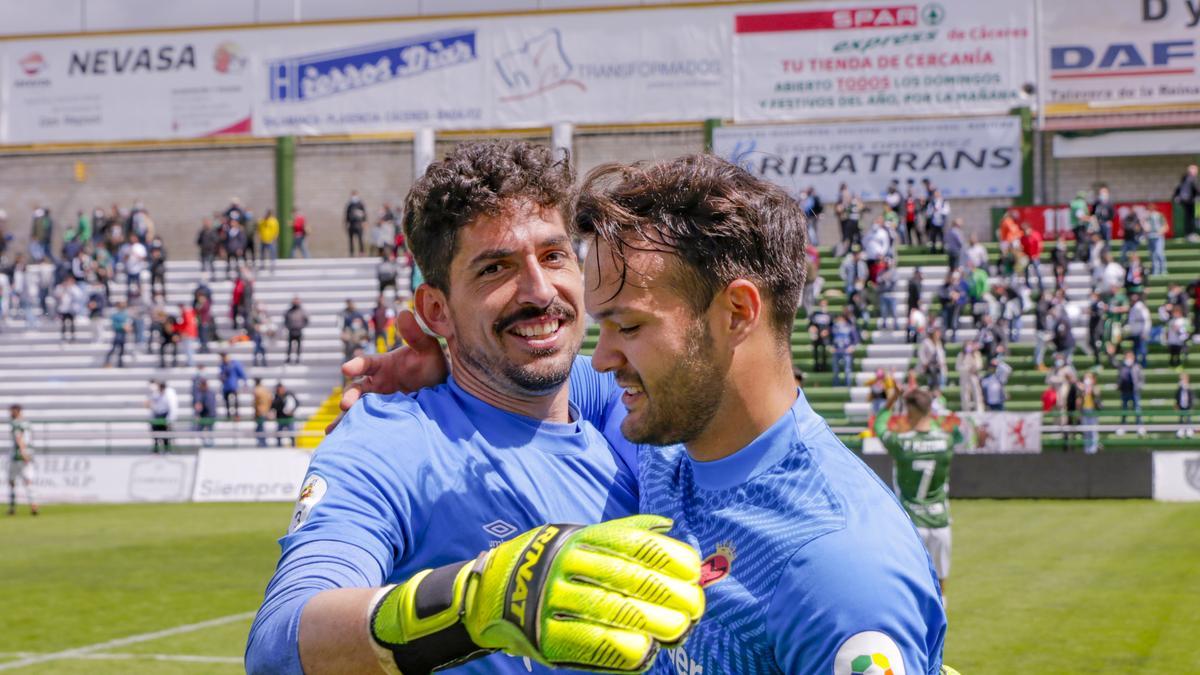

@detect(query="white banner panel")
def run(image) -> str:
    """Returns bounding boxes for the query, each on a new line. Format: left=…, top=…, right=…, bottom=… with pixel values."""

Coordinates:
left=714, top=115, right=1021, bottom=201
left=192, top=448, right=312, bottom=502
left=488, top=10, right=729, bottom=126
left=1153, top=451, right=1200, bottom=502
left=1042, top=0, right=1200, bottom=112
left=0, top=454, right=196, bottom=504
left=956, top=412, right=1042, bottom=454
left=733, top=0, right=1035, bottom=122
left=4, top=34, right=252, bottom=143
left=253, top=22, right=488, bottom=136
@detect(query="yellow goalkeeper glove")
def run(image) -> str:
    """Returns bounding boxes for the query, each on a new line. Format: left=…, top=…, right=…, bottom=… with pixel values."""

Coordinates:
left=369, top=514, right=704, bottom=673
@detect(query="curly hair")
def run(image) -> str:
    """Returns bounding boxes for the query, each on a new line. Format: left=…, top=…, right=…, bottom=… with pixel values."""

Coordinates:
left=402, top=140, right=575, bottom=292
left=576, top=154, right=807, bottom=342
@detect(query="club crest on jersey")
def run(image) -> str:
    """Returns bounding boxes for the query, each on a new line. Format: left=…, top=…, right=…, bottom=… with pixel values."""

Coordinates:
left=288, top=474, right=327, bottom=534
left=699, top=542, right=735, bottom=587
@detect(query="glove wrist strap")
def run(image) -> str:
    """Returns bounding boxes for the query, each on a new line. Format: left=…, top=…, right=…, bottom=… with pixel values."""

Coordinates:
left=369, top=560, right=493, bottom=674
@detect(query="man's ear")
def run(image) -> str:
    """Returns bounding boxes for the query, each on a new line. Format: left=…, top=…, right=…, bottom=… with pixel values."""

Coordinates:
left=414, top=285, right=453, bottom=340
left=717, top=279, right=764, bottom=347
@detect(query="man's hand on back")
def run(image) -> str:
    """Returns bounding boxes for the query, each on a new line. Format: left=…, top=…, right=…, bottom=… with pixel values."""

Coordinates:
left=326, top=310, right=449, bottom=434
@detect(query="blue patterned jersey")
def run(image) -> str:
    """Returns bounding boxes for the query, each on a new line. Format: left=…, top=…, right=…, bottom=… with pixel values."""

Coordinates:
left=638, top=390, right=947, bottom=675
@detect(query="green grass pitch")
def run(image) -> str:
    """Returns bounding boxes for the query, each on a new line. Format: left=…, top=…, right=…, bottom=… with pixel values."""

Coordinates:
left=0, top=500, right=1197, bottom=673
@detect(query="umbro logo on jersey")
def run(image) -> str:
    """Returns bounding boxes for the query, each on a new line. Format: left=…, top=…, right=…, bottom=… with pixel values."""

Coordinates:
left=699, top=542, right=735, bottom=587
left=483, top=519, right=519, bottom=539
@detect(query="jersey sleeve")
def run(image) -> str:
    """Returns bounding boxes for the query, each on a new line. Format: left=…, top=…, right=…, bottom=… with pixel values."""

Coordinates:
left=767, top=531, right=945, bottom=675
left=245, top=396, right=420, bottom=674
left=568, top=355, right=638, bottom=475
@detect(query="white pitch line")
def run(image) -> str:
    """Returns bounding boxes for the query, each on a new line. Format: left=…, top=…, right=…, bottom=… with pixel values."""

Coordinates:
left=0, top=611, right=255, bottom=671
left=77, top=653, right=243, bottom=664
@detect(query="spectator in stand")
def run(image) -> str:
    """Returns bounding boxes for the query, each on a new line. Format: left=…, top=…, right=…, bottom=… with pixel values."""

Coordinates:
left=1103, top=289, right=1129, bottom=366
left=271, top=381, right=299, bottom=447
left=801, top=243, right=823, bottom=314
left=1173, top=164, right=1198, bottom=241
left=981, top=363, right=1007, bottom=411
left=957, top=340, right=984, bottom=413
left=907, top=301, right=928, bottom=345
left=937, top=271, right=965, bottom=342
left=148, top=242, right=167, bottom=300
left=258, top=209, right=280, bottom=273
left=1052, top=309, right=1076, bottom=367
left=194, top=378, right=217, bottom=447
left=53, top=276, right=85, bottom=342
left=377, top=250, right=401, bottom=300
left=906, top=267, right=923, bottom=316
left=243, top=206, right=259, bottom=267
left=231, top=267, right=254, bottom=333
left=194, top=281, right=215, bottom=353
left=1087, top=231, right=1107, bottom=268
left=253, top=377, right=272, bottom=448
left=926, top=189, right=950, bottom=254
left=224, top=217, right=247, bottom=278
left=839, top=249, right=867, bottom=296
left=371, top=205, right=396, bottom=257
left=29, top=207, right=53, bottom=263
left=1087, top=292, right=1106, bottom=366
left=284, top=297, right=309, bottom=364
left=120, top=234, right=148, bottom=300
left=197, top=217, right=219, bottom=276
left=153, top=306, right=179, bottom=368
left=345, top=190, right=368, bottom=256
left=876, top=258, right=898, bottom=331
left=250, top=302, right=273, bottom=367
left=903, top=179, right=923, bottom=246
left=146, top=380, right=178, bottom=454
left=808, top=298, right=832, bottom=372
left=943, top=218, right=964, bottom=271
left=977, top=313, right=1004, bottom=365
left=862, top=216, right=890, bottom=280
left=1177, top=372, right=1195, bottom=438
left=1125, top=252, right=1146, bottom=297
left=918, top=327, right=947, bottom=390
left=1127, top=292, right=1152, bottom=368
left=1092, top=186, right=1116, bottom=242
left=799, top=186, right=823, bottom=247
left=1167, top=306, right=1190, bottom=368
left=1020, top=223, right=1044, bottom=291
left=1050, top=235, right=1069, bottom=289
left=964, top=233, right=988, bottom=272
left=866, top=368, right=891, bottom=416
left=1096, top=252, right=1125, bottom=298
left=103, top=300, right=131, bottom=368
left=218, top=352, right=247, bottom=420
left=371, top=295, right=393, bottom=353
left=997, top=283, right=1023, bottom=342
left=834, top=184, right=864, bottom=252
left=1069, top=191, right=1092, bottom=260
left=1145, top=204, right=1168, bottom=275
left=290, top=206, right=310, bottom=259
left=998, top=209, right=1022, bottom=258
left=1116, top=350, right=1145, bottom=437
left=966, top=262, right=991, bottom=326
left=830, top=313, right=859, bottom=387
left=1119, top=209, right=1144, bottom=264
left=1079, top=372, right=1102, bottom=454
left=174, top=302, right=198, bottom=367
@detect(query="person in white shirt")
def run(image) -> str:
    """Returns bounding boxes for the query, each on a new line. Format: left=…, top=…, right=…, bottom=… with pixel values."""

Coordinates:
left=965, top=234, right=989, bottom=271
left=147, top=380, right=179, bottom=453
left=121, top=234, right=149, bottom=300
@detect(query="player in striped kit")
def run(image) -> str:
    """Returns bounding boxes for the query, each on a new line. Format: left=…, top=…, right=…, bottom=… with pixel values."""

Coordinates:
left=7, top=405, right=39, bottom=517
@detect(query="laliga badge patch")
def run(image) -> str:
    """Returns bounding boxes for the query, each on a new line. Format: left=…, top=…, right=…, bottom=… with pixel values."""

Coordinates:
left=699, top=542, right=735, bottom=588
left=834, top=631, right=906, bottom=675
left=288, top=474, right=327, bottom=534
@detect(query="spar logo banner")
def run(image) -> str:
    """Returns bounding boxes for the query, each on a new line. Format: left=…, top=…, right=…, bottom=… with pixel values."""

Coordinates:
left=957, top=412, right=1042, bottom=454
left=713, top=116, right=1020, bottom=201
left=733, top=0, right=1036, bottom=122
left=3, top=34, right=251, bottom=143
left=489, top=9, right=729, bottom=126
left=1042, top=0, right=1200, bottom=113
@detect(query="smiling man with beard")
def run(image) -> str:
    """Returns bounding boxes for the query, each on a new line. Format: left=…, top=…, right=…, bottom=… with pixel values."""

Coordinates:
left=346, top=153, right=951, bottom=674
left=246, top=141, right=704, bottom=675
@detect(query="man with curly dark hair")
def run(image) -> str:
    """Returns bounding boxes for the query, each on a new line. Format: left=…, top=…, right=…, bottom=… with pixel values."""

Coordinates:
left=248, top=141, right=703, bottom=675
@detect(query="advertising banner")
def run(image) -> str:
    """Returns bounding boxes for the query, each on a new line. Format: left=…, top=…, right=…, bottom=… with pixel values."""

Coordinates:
left=191, top=448, right=311, bottom=502
left=1153, top=451, right=1200, bottom=501
left=0, top=454, right=196, bottom=504
left=3, top=33, right=252, bottom=143
left=733, top=0, right=1036, bottom=122
left=996, top=201, right=1175, bottom=240
left=956, top=412, right=1042, bottom=453
left=488, top=10, right=729, bottom=126
left=1041, top=0, right=1200, bottom=114
left=713, top=115, right=1021, bottom=200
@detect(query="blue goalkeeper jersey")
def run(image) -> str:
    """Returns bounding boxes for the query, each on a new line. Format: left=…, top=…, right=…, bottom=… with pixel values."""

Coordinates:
left=632, top=390, right=947, bottom=675
left=245, top=357, right=637, bottom=674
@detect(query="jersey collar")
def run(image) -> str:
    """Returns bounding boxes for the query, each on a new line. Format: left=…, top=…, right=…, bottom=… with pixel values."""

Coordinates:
left=445, top=375, right=589, bottom=455
left=687, top=388, right=820, bottom=491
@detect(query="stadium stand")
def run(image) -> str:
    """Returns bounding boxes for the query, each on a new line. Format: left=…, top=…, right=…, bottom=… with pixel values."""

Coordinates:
left=0, top=256, right=391, bottom=452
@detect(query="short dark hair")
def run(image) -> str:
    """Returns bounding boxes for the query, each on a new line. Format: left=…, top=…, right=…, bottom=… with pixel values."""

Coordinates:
left=904, top=389, right=933, bottom=418
left=403, top=140, right=575, bottom=293
left=576, top=154, right=807, bottom=340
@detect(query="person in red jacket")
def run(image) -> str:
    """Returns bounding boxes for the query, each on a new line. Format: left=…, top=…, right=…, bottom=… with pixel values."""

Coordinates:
left=1020, top=223, right=1044, bottom=291
left=174, top=302, right=199, bottom=367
